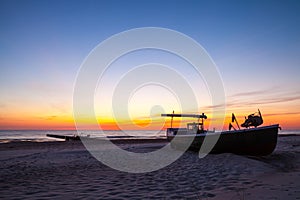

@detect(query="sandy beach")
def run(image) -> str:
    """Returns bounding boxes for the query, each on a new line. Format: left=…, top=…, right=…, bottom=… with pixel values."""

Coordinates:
left=0, top=136, right=299, bottom=199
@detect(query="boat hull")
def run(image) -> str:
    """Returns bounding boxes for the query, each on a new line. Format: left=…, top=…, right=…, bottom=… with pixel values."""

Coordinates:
left=167, top=124, right=279, bottom=156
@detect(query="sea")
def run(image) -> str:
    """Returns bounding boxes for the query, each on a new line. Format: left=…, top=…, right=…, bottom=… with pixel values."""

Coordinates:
left=0, top=129, right=299, bottom=143
left=0, top=130, right=166, bottom=143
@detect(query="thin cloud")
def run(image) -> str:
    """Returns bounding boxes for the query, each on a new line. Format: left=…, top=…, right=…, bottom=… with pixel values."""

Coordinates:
left=239, top=95, right=300, bottom=106
left=38, top=115, right=58, bottom=120
left=229, top=86, right=282, bottom=98
left=203, top=103, right=232, bottom=110
left=227, top=86, right=300, bottom=107
left=229, top=89, right=273, bottom=98
left=263, top=112, right=300, bottom=117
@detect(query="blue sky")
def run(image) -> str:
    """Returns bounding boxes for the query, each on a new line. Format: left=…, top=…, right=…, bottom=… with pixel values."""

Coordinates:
left=0, top=0, right=300, bottom=129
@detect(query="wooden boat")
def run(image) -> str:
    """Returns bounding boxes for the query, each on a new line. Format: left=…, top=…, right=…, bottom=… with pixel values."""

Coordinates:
left=162, top=110, right=280, bottom=156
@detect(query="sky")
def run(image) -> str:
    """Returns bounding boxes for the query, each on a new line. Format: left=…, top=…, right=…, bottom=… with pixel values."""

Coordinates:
left=0, top=0, right=300, bottom=130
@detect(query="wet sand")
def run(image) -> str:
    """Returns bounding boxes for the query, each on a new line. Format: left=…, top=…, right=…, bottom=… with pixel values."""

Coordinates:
left=0, top=136, right=299, bottom=199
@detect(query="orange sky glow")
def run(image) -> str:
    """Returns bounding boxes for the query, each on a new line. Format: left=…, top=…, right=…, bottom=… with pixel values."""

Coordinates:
left=1, top=1, right=300, bottom=132
left=0, top=109, right=299, bottom=131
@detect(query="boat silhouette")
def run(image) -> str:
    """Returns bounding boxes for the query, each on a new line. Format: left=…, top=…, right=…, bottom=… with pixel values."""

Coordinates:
left=162, top=110, right=280, bottom=156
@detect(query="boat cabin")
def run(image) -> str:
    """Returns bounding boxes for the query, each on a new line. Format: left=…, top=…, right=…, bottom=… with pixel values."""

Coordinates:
left=187, top=122, right=204, bottom=132
left=162, top=112, right=208, bottom=137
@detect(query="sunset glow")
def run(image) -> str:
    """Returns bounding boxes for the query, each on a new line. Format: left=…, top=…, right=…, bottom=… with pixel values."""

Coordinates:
left=1, top=1, right=300, bottom=131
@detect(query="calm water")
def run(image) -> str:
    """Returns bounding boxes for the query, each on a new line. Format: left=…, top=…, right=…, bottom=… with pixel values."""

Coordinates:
left=0, top=130, right=167, bottom=143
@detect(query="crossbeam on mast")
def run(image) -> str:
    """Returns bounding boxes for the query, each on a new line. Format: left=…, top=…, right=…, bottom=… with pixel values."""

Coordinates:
left=161, top=113, right=207, bottom=119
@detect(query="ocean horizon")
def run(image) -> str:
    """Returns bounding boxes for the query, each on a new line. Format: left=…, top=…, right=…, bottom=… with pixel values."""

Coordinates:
left=0, top=130, right=167, bottom=143
left=0, top=129, right=299, bottom=143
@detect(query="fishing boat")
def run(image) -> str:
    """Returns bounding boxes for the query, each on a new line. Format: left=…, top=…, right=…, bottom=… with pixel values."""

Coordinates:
left=162, top=110, right=280, bottom=156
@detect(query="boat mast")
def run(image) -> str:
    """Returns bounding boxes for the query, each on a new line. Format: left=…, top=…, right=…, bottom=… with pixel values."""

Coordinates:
left=170, top=110, right=174, bottom=128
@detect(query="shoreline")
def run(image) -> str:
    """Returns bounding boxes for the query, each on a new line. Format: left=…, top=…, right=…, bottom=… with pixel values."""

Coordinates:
left=0, top=131, right=299, bottom=144
left=0, top=138, right=168, bottom=149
